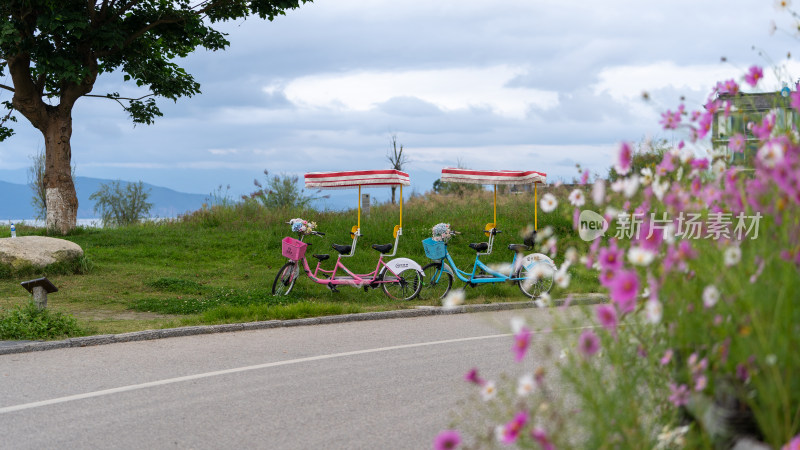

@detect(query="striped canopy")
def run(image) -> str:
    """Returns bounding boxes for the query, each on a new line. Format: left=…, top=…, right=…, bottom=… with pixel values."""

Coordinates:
left=305, top=169, right=411, bottom=190
left=440, top=168, right=546, bottom=185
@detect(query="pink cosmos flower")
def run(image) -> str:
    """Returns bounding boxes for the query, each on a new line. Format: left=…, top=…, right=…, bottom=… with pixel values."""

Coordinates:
left=655, top=152, right=676, bottom=176
left=531, top=427, right=555, bottom=450
left=609, top=269, right=639, bottom=313
left=464, top=368, right=485, bottom=386
left=783, top=434, right=800, bottom=450
left=660, top=349, right=673, bottom=365
left=637, top=220, right=664, bottom=252
left=660, top=109, right=682, bottom=130
left=581, top=170, right=590, bottom=185
left=669, top=383, right=690, bottom=407
left=728, top=133, right=746, bottom=153
left=599, top=269, right=617, bottom=288
left=434, top=430, right=462, bottom=450
left=513, top=327, right=532, bottom=362
left=595, top=304, right=618, bottom=335
left=501, top=411, right=529, bottom=444
left=697, top=111, right=714, bottom=140
left=577, top=330, right=600, bottom=358
left=744, top=65, right=764, bottom=87
left=792, top=88, right=800, bottom=112
left=598, top=245, right=624, bottom=271
left=690, top=158, right=709, bottom=170
left=615, top=142, right=633, bottom=175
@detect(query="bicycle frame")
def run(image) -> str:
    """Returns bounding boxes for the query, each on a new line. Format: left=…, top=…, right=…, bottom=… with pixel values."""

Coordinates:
left=289, top=234, right=408, bottom=287
left=436, top=232, right=526, bottom=285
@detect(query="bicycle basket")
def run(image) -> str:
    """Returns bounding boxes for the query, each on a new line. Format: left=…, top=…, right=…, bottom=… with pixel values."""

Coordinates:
left=282, top=236, right=308, bottom=261
left=422, top=238, right=447, bottom=260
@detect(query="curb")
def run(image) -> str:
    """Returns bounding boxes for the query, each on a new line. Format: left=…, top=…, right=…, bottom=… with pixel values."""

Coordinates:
left=0, top=294, right=607, bottom=355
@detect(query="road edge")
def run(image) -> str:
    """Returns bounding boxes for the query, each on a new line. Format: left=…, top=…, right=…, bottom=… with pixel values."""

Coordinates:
left=0, top=294, right=607, bottom=355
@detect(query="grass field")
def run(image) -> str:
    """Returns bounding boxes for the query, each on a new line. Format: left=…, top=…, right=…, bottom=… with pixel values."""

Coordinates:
left=0, top=188, right=599, bottom=336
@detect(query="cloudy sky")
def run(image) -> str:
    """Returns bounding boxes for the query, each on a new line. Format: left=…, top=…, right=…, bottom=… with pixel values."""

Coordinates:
left=1, top=0, right=799, bottom=208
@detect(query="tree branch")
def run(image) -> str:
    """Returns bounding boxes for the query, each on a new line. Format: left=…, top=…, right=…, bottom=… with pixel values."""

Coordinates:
left=0, top=83, right=14, bottom=93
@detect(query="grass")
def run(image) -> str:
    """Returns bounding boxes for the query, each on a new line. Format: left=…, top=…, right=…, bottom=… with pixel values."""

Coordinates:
left=0, top=189, right=600, bottom=338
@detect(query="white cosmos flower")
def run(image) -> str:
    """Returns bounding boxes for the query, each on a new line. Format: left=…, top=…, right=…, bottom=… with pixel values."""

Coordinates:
left=623, top=175, right=640, bottom=198
left=517, top=373, right=536, bottom=397
left=554, top=268, right=571, bottom=288
left=652, top=178, right=670, bottom=201
left=724, top=246, right=742, bottom=267
left=540, top=226, right=554, bottom=239
left=645, top=299, right=663, bottom=324
left=592, top=179, right=605, bottom=205
left=565, top=247, right=578, bottom=265
left=676, top=166, right=684, bottom=182
left=481, top=380, right=497, bottom=401
left=703, top=285, right=720, bottom=308
left=610, top=179, right=625, bottom=193
left=510, top=316, right=527, bottom=334
left=757, top=141, right=785, bottom=168
left=712, top=160, right=727, bottom=178
left=442, top=289, right=465, bottom=310
left=568, top=189, right=586, bottom=207
left=628, top=246, right=656, bottom=266
left=540, top=193, right=558, bottom=213
left=640, top=167, right=653, bottom=186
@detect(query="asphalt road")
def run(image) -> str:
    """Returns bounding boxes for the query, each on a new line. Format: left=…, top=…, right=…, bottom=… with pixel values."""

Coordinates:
left=0, top=307, right=591, bottom=449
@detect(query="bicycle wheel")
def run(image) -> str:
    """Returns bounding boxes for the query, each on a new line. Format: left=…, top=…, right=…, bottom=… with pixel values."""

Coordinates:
left=420, top=262, right=453, bottom=300
left=272, top=262, right=299, bottom=296
left=381, top=267, right=422, bottom=301
left=516, top=261, right=555, bottom=299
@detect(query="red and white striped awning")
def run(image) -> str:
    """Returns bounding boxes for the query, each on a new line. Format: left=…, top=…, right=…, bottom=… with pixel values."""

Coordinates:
left=305, top=170, right=411, bottom=190
left=440, top=168, right=546, bottom=185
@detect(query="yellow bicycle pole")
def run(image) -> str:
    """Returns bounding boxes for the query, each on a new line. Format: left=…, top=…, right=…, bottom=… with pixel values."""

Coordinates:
left=534, top=183, right=538, bottom=231
left=400, top=184, right=403, bottom=228
left=358, top=184, right=361, bottom=232
left=493, top=184, right=497, bottom=227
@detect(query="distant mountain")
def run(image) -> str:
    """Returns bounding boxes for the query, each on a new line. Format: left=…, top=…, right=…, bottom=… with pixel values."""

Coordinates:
left=0, top=177, right=207, bottom=221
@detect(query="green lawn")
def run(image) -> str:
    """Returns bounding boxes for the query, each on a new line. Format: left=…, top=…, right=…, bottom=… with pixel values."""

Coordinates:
left=0, top=190, right=599, bottom=336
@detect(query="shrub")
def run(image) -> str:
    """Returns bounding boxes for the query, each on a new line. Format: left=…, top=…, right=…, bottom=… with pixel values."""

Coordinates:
left=0, top=302, right=89, bottom=340
left=90, top=180, right=153, bottom=226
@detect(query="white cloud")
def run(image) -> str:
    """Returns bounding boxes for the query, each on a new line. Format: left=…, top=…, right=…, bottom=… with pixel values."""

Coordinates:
left=271, top=66, right=559, bottom=118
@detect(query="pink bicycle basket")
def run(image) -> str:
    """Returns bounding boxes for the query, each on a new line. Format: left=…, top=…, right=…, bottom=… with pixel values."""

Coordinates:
left=281, top=237, right=308, bottom=261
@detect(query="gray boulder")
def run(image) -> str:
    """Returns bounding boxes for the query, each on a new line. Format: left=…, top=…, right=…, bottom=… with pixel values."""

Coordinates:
left=0, top=236, right=84, bottom=269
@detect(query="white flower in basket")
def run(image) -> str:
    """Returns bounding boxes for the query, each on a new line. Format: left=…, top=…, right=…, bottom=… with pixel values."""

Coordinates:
left=432, top=223, right=455, bottom=242
left=289, top=218, right=317, bottom=236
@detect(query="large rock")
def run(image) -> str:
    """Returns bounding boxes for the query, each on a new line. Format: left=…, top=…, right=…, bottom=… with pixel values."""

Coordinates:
left=0, top=236, right=84, bottom=269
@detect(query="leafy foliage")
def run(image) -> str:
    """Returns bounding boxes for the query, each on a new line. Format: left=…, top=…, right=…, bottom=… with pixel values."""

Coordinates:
left=0, top=302, right=88, bottom=340
left=89, top=180, right=153, bottom=227
left=248, top=169, right=325, bottom=209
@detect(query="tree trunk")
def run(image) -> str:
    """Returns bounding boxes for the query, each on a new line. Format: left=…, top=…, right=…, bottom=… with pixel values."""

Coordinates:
left=42, top=113, right=78, bottom=235
left=391, top=186, right=396, bottom=205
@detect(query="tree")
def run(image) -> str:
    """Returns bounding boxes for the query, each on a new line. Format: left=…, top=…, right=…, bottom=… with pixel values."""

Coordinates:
left=387, top=133, right=409, bottom=205
left=27, top=146, right=75, bottom=221
left=0, top=0, right=311, bottom=234
left=89, top=180, right=153, bottom=227
left=248, top=169, right=326, bottom=209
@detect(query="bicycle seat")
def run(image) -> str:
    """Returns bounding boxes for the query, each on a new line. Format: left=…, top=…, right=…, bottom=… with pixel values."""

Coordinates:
left=332, top=244, right=352, bottom=255
left=469, top=242, right=489, bottom=252
left=508, top=244, right=531, bottom=253
left=371, top=243, right=393, bottom=254
left=312, top=254, right=330, bottom=261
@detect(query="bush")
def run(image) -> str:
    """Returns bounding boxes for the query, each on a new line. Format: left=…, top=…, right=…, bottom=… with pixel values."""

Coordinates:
left=90, top=180, right=153, bottom=226
left=0, top=302, right=89, bottom=340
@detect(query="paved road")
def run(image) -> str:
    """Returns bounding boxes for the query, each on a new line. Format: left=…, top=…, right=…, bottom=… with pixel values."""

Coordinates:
left=0, top=307, right=590, bottom=449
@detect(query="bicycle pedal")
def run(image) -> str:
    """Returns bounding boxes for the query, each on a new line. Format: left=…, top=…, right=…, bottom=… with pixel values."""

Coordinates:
left=327, top=283, right=339, bottom=293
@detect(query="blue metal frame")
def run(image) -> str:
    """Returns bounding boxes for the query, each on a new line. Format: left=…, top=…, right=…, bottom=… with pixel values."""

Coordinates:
left=437, top=242, right=525, bottom=284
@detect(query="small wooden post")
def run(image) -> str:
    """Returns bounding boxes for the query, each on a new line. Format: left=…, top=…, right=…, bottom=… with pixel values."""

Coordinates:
left=20, top=277, right=58, bottom=310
